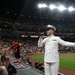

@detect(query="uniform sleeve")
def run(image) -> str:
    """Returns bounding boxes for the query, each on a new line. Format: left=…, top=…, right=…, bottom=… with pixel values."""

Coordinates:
left=58, top=37, right=75, bottom=47
left=38, top=39, right=43, bottom=47
left=38, top=38, right=48, bottom=47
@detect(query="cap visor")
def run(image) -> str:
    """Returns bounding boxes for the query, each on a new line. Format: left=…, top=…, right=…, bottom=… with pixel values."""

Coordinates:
left=46, top=27, right=54, bottom=31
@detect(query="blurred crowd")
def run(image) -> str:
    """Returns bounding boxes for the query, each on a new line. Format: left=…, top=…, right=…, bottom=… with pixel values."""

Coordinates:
left=0, top=39, right=75, bottom=73
left=0, top=17, right=75, bottom=74
left=0, top=39, right=75, bottom=56
left=0, top=17, right=75, bottom=38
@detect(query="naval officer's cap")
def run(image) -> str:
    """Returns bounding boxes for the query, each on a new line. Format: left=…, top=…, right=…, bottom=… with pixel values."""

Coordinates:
left=46, top=25, right=56, bottom=31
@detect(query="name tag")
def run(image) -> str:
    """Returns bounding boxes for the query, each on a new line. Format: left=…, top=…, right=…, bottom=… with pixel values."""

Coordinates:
left=52, top=39, right=57, bottom=41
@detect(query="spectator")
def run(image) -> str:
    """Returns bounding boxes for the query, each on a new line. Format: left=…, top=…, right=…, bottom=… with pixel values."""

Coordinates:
left=26, top=57, right=32, bottom=66
left=38, top=63, right=44, bottom=72
left=34, top=60, right=44, bottom=72
left=34, top=60, right=39, bottom=69
left=1, top=52, right=6, bottom=64
left=0, top=66, right=8, bottom=75
left=4, top=58, right=17, bottom=75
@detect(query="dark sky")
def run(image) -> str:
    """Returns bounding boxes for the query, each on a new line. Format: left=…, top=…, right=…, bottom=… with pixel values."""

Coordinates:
left=0, top=0, right=75, bottom=23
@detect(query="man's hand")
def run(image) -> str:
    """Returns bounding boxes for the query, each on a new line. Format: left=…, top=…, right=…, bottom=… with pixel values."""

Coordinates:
left=39, top=33, right=44, bottom=39
left=39, top=35, right=43, bottom=39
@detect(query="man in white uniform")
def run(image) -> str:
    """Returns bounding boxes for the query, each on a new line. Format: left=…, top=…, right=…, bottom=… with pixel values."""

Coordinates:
left=38, top=25, right=75, bottom=75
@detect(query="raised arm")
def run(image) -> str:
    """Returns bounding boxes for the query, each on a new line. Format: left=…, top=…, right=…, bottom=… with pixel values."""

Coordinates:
left=58, top=37, right=75, bottom=47
left=38, top=35, right=44, bottom=47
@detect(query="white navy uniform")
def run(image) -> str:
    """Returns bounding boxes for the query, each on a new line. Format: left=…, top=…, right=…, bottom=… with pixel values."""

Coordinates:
left=38, top=34, right=75, bottom=75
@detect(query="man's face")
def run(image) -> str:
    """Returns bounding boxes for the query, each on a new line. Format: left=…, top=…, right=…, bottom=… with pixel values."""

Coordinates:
left=4, top=62, right=9, bottom=68
left=46, top=29, right=54, bottom=36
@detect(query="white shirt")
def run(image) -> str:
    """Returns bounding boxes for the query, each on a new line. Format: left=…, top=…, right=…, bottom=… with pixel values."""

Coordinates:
left=38, top=35, right=75, bottom=62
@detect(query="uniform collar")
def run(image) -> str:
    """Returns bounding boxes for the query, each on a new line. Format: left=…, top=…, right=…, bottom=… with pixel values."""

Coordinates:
left=48, top=34, right=54, bottom=37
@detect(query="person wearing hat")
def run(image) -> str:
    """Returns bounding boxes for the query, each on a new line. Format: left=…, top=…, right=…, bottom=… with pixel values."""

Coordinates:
left=38, top=25, right=75, bottom=75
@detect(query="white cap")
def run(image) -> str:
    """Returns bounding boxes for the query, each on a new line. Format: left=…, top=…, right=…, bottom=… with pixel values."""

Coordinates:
left=46, top=25, right=56, bottom=31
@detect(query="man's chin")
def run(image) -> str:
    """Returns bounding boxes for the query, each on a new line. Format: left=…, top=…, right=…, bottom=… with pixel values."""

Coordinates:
left=47, top=34, right=49, bottom=36
left=47, top=34, right=52, bottom=36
